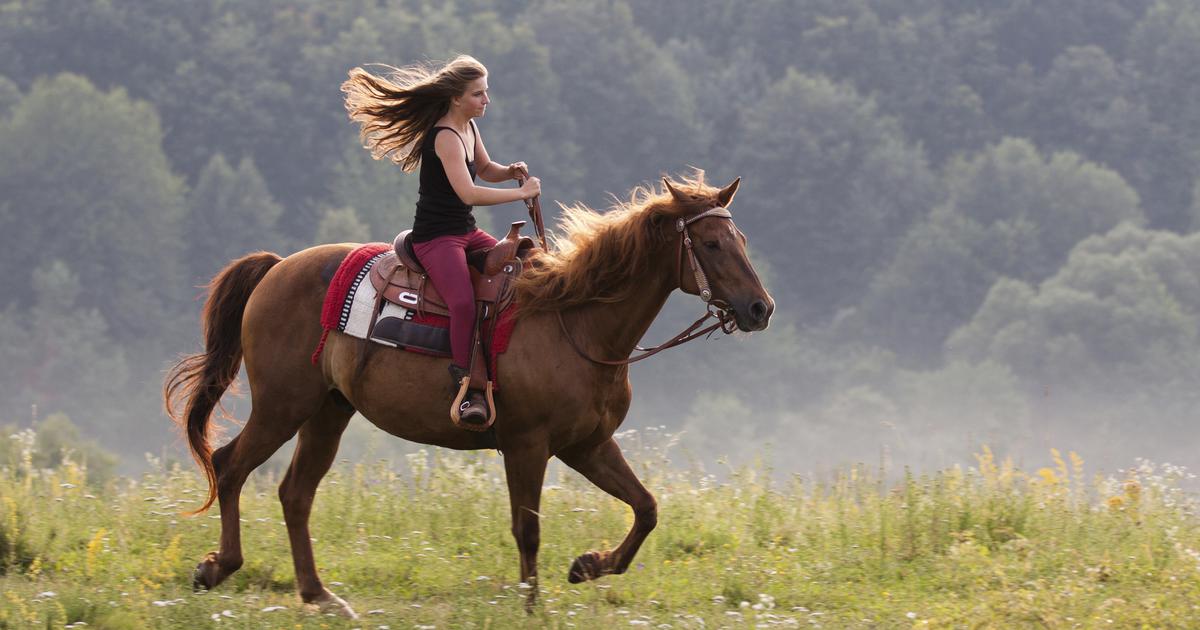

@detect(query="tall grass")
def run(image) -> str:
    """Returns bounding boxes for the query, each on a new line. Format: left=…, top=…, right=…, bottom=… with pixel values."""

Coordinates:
left=1, top=429, right=1198, bottom=628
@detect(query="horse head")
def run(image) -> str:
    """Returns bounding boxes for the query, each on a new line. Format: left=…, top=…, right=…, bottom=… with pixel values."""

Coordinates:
left=663, top=176, right=774, bottom=332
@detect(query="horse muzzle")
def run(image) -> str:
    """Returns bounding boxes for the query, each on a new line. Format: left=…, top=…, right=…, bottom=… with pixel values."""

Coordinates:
left=732, top=295, right=773, bottom=332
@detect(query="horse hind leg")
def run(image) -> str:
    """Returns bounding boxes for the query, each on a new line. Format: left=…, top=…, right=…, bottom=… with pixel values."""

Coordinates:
left=558, top=438, right=657, bottom=583
left=277, top=393, right=357, bottom=619
left=192, top=396, right=318, bottom=592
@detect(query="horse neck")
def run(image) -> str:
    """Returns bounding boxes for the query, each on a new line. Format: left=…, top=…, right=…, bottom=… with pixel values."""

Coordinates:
left=569, top=240, right=678, bottom=362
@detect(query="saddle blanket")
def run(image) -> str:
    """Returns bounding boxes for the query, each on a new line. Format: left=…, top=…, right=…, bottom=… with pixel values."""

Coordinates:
left=311, top=243, right=517, bottom=383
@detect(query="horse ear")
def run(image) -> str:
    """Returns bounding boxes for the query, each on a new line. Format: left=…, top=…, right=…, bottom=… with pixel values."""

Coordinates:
left=717, top=177, right=741, bottom=208
left=663, top=177, right=689, bottom=203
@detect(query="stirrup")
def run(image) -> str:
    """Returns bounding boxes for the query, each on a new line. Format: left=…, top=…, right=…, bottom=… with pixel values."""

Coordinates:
left=450, top=376, right=495, bottom=432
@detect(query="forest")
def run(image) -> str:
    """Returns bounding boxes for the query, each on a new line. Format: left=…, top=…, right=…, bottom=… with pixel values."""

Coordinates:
left=2, top=0, right=1199, bottom=473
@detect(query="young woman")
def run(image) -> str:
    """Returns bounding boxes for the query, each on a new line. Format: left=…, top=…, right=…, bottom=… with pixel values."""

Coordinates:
left=342, top=55, right=540, bottom=427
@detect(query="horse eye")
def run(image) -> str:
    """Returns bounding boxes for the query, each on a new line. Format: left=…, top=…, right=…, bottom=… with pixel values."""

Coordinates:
left=703, top=241, right=720, bottom=251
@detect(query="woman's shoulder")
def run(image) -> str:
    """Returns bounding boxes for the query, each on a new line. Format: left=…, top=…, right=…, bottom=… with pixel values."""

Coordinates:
left=423, top=125, right=454, bottom=149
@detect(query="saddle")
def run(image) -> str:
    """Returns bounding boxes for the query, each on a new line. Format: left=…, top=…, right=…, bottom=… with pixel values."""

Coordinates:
left=369, top=222, right=534, bottom=318
left=365, top=222, right=536, bottom=431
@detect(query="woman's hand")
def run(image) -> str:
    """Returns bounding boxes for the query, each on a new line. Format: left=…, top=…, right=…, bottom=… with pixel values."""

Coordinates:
left=519, top=176, right=541, bottom=199
left=507, top=162, right=529, bottom=180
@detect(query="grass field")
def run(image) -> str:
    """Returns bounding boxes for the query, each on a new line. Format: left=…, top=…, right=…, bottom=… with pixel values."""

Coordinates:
left=2, top=428, right=1199, bottom=629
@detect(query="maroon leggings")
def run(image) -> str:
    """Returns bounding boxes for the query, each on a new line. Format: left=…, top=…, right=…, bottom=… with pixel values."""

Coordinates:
left=413, top=228, right=498, bottom=368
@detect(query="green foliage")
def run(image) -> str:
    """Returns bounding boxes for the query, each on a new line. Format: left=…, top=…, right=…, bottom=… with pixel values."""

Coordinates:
left=1128, top=0, right=1200, bottom=227
left=0, top=75, right=18, bottom=118
left=1191, top=177, right=1200, bottom=232
left=328, top=138, right=421, bottom=241
left=734, top=69, right=937, bottom=320
left=0, top=415, right=118, bottom=487
left=0, top=73, right=185, bottom=340
left=2, top=0, right=1200, bottom=469
left=185, top=154, right=285, bottom=282
left=314, top=207, right=371, bottom=245
left=0, top=261, right=131, bottom=439
left=860, top=138, right=1143, bottom=360
left=949, top=224, right=1200, bottom=398
left=526, top=0, right=703, bottom=198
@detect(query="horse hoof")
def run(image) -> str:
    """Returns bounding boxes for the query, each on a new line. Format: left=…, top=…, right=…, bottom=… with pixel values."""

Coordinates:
left=313, top=590, right=358, bottom=620
left=567, top=551, right=608, bottom=584
left=193, top=552, right=221, bottom=592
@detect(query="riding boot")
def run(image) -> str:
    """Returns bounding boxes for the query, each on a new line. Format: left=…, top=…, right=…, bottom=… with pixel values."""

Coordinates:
left=447, top=364, right=490, bottom=428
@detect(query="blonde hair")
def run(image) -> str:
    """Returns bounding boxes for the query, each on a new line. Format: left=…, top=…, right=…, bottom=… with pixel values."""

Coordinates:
left=515, top=172, right=724, bottom=314
left=341, top=55, right=487, bottom=172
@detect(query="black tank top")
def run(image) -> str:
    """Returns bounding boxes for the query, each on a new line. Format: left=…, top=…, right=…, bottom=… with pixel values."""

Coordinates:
left=412, top=122, right=478, bottom=242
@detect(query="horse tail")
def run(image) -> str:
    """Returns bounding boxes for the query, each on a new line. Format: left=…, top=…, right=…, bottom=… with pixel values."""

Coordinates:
left=164, top=252, right=282, bottom=515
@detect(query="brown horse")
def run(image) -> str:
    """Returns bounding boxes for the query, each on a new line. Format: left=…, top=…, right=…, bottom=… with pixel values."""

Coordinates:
left=164, top=173, right=773, bottom=617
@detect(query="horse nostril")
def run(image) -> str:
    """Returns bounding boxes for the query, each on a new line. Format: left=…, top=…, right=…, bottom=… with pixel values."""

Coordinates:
left=749, top=300, right=768, bottom=322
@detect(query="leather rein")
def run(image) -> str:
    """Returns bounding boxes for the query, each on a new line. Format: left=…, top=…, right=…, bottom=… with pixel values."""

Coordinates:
left=516, top=176, right=548, bottom=250
left=556, top=205, right=739, bottom=366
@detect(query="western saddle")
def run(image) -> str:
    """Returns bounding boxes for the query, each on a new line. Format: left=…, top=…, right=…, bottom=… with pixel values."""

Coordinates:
left=366, top=221, right=535, bottom=431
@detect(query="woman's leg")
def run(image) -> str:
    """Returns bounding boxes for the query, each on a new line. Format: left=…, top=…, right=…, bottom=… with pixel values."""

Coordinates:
left=413, top=235, right=475, bottom=368
left=464, top=228, right=498, bottom=254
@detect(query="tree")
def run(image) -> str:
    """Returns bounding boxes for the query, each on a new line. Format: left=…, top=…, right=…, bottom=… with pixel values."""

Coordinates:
left=733, top=69, right=938, bottom=321
left=328, top=138, right=422, bottom=241
left=0, top=261, right=131, bottom=441
left=989, top=0, right=1154, bottom=71
left=1021, top=46, right=1155, bottom=197
left=1190, top=178, right=1200, bottom=232
left=185, top=153, right=286, bottom=283
left=525, top=0, right=705, bottom=202
left=859, top=138, right=1143, bottom=361
left=0, top=73, right=186, bottom=339
left=314, top=207, right=371, bottom=245
left=1128, top=0, right=1200, bottom=228
left=947, top=224, right=1200, bottom=396
left=0, top=75, right=18, bottom=117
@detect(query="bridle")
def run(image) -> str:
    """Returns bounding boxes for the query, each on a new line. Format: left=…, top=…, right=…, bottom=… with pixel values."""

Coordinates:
left=557, top=205, right=740, bottom=366
left=675, top=205, right=734, bottom=305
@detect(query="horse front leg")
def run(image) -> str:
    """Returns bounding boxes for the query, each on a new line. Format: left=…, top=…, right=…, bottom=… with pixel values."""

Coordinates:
left=502, top=443, right=549, bottom=611
left=557, top=437, right=657, bottom=583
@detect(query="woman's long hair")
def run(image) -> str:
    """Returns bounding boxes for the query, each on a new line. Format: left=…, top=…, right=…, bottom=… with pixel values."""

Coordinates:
left=341, top=55, right=487, bottom=171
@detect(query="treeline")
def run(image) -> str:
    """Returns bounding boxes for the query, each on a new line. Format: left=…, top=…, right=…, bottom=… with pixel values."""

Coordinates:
left=1, top=0, right=1199, bottom=468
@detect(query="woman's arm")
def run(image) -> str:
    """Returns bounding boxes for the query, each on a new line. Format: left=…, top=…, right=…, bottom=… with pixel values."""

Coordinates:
left=471, top=121, right=527, bottom=183
left=435, top=130, right=537, bottom=206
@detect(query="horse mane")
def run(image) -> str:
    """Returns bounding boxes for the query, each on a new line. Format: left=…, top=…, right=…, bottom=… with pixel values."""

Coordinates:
left=514, top=171, right=725, bottom=315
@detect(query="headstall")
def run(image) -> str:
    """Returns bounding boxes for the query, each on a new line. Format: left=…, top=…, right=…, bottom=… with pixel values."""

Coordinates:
left=559, top=206, right=739, bottom=366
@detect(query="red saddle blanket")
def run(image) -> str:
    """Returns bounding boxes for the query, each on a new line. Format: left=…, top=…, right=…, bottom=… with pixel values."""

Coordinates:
left=311, top=243, right=517, bottom=383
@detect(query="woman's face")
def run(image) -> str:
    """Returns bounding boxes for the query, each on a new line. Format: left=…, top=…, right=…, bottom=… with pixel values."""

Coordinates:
left=456, top=75, right=490, bottom=118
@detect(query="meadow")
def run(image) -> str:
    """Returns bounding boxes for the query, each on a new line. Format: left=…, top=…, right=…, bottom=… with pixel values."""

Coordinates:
left=2, top=427, right=1199, bottom=629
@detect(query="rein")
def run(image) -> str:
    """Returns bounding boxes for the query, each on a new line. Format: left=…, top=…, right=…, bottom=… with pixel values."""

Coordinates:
left=557, top=205, right=739, bottom=366
left=516, top=177, right=548, bottom=250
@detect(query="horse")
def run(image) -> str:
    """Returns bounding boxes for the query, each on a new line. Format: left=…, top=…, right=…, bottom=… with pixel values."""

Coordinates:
left=164, top=172, right=773, bottom=617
